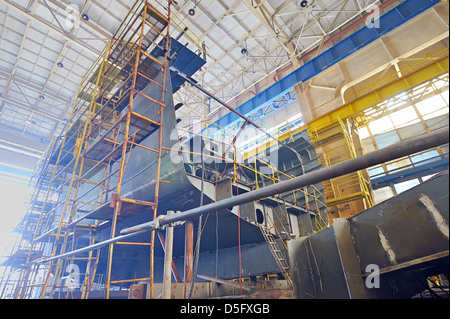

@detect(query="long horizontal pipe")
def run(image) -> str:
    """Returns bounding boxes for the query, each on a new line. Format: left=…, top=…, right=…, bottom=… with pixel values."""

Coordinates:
left=36, top=229, right=150, bottom=263
left=122, top=127, right=449, bottom=234
left=35, top=127, right=449, bottom=264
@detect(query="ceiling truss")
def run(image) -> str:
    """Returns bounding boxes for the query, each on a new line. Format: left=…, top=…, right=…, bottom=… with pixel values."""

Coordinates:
left=0, top=0, right=384, bottom=172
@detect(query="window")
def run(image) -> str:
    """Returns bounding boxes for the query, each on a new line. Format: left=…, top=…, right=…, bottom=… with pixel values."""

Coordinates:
left=374, top=130, right=400, bottom=149
left=410, top=150, right=440, bottom=165
left=373, top=186, right=395, bottom=203
left=368, top=117, right=394, bottom=135
left=422, top=174, right=437, bottom=182
left=442, top=90, right=449, bottom=105
left=415, top=94, right=448, bottom=117
left=389, top=106, right=420, bottom=128
left=423, top=108, right=449, bottom=120
left=386, top=158, right=412, bottom=173
left=394, top=178, right=420, bottom=194
left=358, top=126, right=370, bottom=139
left=368, top=166, right=385, bottom=178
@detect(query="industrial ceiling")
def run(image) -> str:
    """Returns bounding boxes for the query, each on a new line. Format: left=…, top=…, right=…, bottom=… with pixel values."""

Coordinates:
left=0, top=0, right=382, bottom=182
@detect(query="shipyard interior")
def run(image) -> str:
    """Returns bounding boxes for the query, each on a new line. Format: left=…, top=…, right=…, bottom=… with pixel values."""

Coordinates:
left=0, top=0, right=448, bottom=300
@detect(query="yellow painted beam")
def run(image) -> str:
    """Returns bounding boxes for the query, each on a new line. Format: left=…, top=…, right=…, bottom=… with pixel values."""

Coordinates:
left=307, top=54, right=449, bottom=133
left=325, top=192, right=367, bottom=206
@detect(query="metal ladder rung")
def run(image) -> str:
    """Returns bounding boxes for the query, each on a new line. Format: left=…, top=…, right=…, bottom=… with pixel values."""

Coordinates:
left=259, top=225, right=293, bottom=287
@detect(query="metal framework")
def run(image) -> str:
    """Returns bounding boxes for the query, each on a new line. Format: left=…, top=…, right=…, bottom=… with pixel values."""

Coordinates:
left=306, top=48, right=448, bottom=218
left=197, top=0, right=439, bottom=139
left=0, top=0, right=447, bottom=300
left=15, top=128, right=447, bottom=275
left=309, top=117, right=374, bottom=216
left=2, top=0, right=172, bottom=299
left=0, top=2, right=329, bottom=292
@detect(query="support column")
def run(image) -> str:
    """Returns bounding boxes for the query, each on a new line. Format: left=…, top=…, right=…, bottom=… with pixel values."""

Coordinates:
left=184, top=221, right=194, bottom=283
left=162, top=212, right=175, bottom=299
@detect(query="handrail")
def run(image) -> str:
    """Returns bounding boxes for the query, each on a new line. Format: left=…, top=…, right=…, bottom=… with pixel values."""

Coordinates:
left=198, top=119, right=327, bottom=214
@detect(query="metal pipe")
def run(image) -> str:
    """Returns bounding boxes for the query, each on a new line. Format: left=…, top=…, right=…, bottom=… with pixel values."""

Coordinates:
left=121, top=127, right=449, bottom=234
left=157, top=231, right=182, bottom=283
left=36, top=230, right=149, bottom=263
left=35, top=128, right=449, bottom=263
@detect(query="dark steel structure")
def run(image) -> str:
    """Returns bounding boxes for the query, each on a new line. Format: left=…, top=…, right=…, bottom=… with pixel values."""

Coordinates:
left=288, top=171, right=449, bottom=298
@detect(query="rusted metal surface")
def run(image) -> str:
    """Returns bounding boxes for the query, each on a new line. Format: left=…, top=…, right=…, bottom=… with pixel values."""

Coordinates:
left=197, top=274, right=252, bottom=291
left=129, top=284, right=146, bottom=299
left=246, top=289, right=294, bottom=299
left=196, top=274, right=294, bottom=299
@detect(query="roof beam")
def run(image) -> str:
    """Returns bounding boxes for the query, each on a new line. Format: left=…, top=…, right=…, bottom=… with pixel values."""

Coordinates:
left=44, top=0, right=112, bottom=39
left=0, top=95, right=66, bottom=123
left=0, top=0, right=100, bottom=57
left=242, top=0, right=299, bottom=66
left=0, top=70, right=71, bottom=104
left=0, top=0, right=38, bottom=115
left=21, top=0, right=90, bottom=135
left=21, top=42, right=69, bottom=134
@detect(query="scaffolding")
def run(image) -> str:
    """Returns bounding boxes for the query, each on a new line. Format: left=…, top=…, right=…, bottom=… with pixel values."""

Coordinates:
left=4, top=0, right=172, bottom=299
left=309, top=117, right=374, bottom=219
left=202, top=119, right=329, bottom=218
left=0, top=136, right=60, bottom=298
left=3, top=0, right=317, bottom=295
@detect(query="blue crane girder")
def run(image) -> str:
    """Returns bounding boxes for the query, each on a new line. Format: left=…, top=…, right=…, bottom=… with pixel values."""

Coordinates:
left=202, top=0, right=439, bottom=137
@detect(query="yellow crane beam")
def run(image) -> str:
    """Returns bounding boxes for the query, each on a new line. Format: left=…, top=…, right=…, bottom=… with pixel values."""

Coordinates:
left=307, top=53, right=449, bottom=133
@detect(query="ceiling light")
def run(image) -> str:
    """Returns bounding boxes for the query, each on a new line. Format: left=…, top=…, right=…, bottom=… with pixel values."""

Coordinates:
left=57, top=62, right=64, bottom=68
left=241, top=48, right=247, bottom=54
left=39, top=95, right=45, bottom=100
left=189, top=8, right=195, bottom=16
left=82, top=14, right=89, bottom=21
left=300, top=0, right=308, bottom=7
